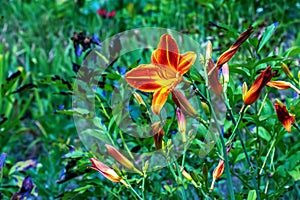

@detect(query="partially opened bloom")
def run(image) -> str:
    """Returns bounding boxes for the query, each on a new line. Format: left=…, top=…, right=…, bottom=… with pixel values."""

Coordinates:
left=152, top=122, right=165, bottom=149
left=210, top=160, right=225, bottom=191
left=244, top=66, right=275, bottom=105
left=208, top=26, right=253, bottom=75
left=89, top=158, right=128, bottom=187
left=172, top=89, right=198, bottom=117
left=125, top=34, right=196, bottom=115
left=267, top=81, right=300, bottom=94
left=274, top=101, right=295, bottom=133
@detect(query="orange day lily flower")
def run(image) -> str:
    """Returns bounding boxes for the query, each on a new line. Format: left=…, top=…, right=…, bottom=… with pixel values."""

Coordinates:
left=125, top=34, right=197, bottom=115
left=274, top=100, right=295, bottom=133
left=244, top=66, right=275, bottom=105
left=208, top=26, right=253, bottom=75
left=89, top=158, right=128, bottom=187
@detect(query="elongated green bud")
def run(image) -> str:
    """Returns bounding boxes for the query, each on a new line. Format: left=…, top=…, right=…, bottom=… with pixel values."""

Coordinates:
left=281, top=63, right=294, bottom=79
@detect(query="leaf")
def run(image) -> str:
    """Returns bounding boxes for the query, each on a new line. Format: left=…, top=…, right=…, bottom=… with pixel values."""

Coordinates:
left=0, top=114, right=7, bottom=126
left=11, top=83, right=37, bottom=94
left=288, top=166, right=300, bottom=181
left=283, top=46, right=300, bottom=57
left=257, top=22, right=279, bottom=52
left=247, top=190, right=257, bottom=200
left=38, top=75, right=73, bottom=90
left=9, top=159, right=37, bottom=175
left=254, top=55, right=283, bottom=67
left=258, top=126, right=271, bottom=141
left=74, top=184, right=94, bottom=193
left=1, top=70, right=22, bottom=96
left=62, top=150, right=85, bottom=159
left=189, top=67, right=205, bottom=83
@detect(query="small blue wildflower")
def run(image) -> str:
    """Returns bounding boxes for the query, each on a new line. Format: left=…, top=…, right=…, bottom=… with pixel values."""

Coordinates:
left=75, top=45, right=82, bottom=57
left=0, top=153, right=6, bottom=171
left=92, top=34, right=101, bottom=46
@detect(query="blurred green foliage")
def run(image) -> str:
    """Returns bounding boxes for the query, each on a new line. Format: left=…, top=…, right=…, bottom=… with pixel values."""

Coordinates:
left=0, top=0, right=300, bottom=199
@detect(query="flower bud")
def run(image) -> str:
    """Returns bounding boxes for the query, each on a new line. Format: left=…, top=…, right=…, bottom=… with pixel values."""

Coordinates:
left=207, top=58, right=222, bottom=95
left=221, top=63, right=229, bottom=92
left=208, top=25, right=253, bottom=75
left=201, top=101, right=210, bottom=116
left=281, top=63, right=294, bottom=79
left=133, top=92, right=146, bottom=106
left=206, top=41, right=213, bottom=60
left=89, top=158, right=128, bottom=187
left=181, top=167, right=193, bottom=181
left=172, top=89, right=198, bottom=118
left=199, top=54, right=205, bottom=66
left=105, top=145, right=142, bottom=175
left=242, top=82, right=248, bottom=100
left=210, top=160, right=225, bottom=191
left=176, top=107, right=187, bottom=142
left=152, top=122, right=165, bottom=150
left=244, top=66, right=274, bottom=105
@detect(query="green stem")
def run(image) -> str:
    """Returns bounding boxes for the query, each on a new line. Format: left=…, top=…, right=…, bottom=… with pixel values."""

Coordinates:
left=236, top=106, right=260, bottom=200
left=224, top=96, right=260, bottom=200
left=235, top=112, right=260, bottom=200
left=188, top=75, right=235, bottom=199
left=259, top=136, right=276, bottom=175
left=142, top=174, right=146, bottom=200
left=257, top=93, right=268, bottom=116
left=181, top=146, right=187, bottom=168
left=95, top=94, right=110, bottom=119
left=225, top=108, right=244, bottom=146
left=126, top=181, right=143, bottom=200
left=173, top=158, right=187, bottom=200
left=119, top=130, right=135, bottom=160
left=211, top=107, right=235, bottom=200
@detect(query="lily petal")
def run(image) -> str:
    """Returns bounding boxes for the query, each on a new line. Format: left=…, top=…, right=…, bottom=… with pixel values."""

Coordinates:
left=215, top=26, right=253, bottom=70
left=152, top=87, right=171, bottom=115
left=125, top=64, right=178, bottom=92
left=274, top=102, right=295, bottom=133
left=151, top=34, right=179, bottom=70
left=177, top=52, right=197, bottom=75
left=244, top=66, right=274, bottom=105
left=207, top=58, right=222, bottom=95
left=172, top=89, right=198, bottom=118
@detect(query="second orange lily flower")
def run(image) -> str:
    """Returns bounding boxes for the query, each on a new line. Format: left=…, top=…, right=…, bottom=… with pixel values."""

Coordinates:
left=125, top=34, right=196, bottom=115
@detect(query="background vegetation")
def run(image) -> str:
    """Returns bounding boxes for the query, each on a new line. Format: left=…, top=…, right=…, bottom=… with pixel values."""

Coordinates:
left=0, top=0, right=300, bottom=199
